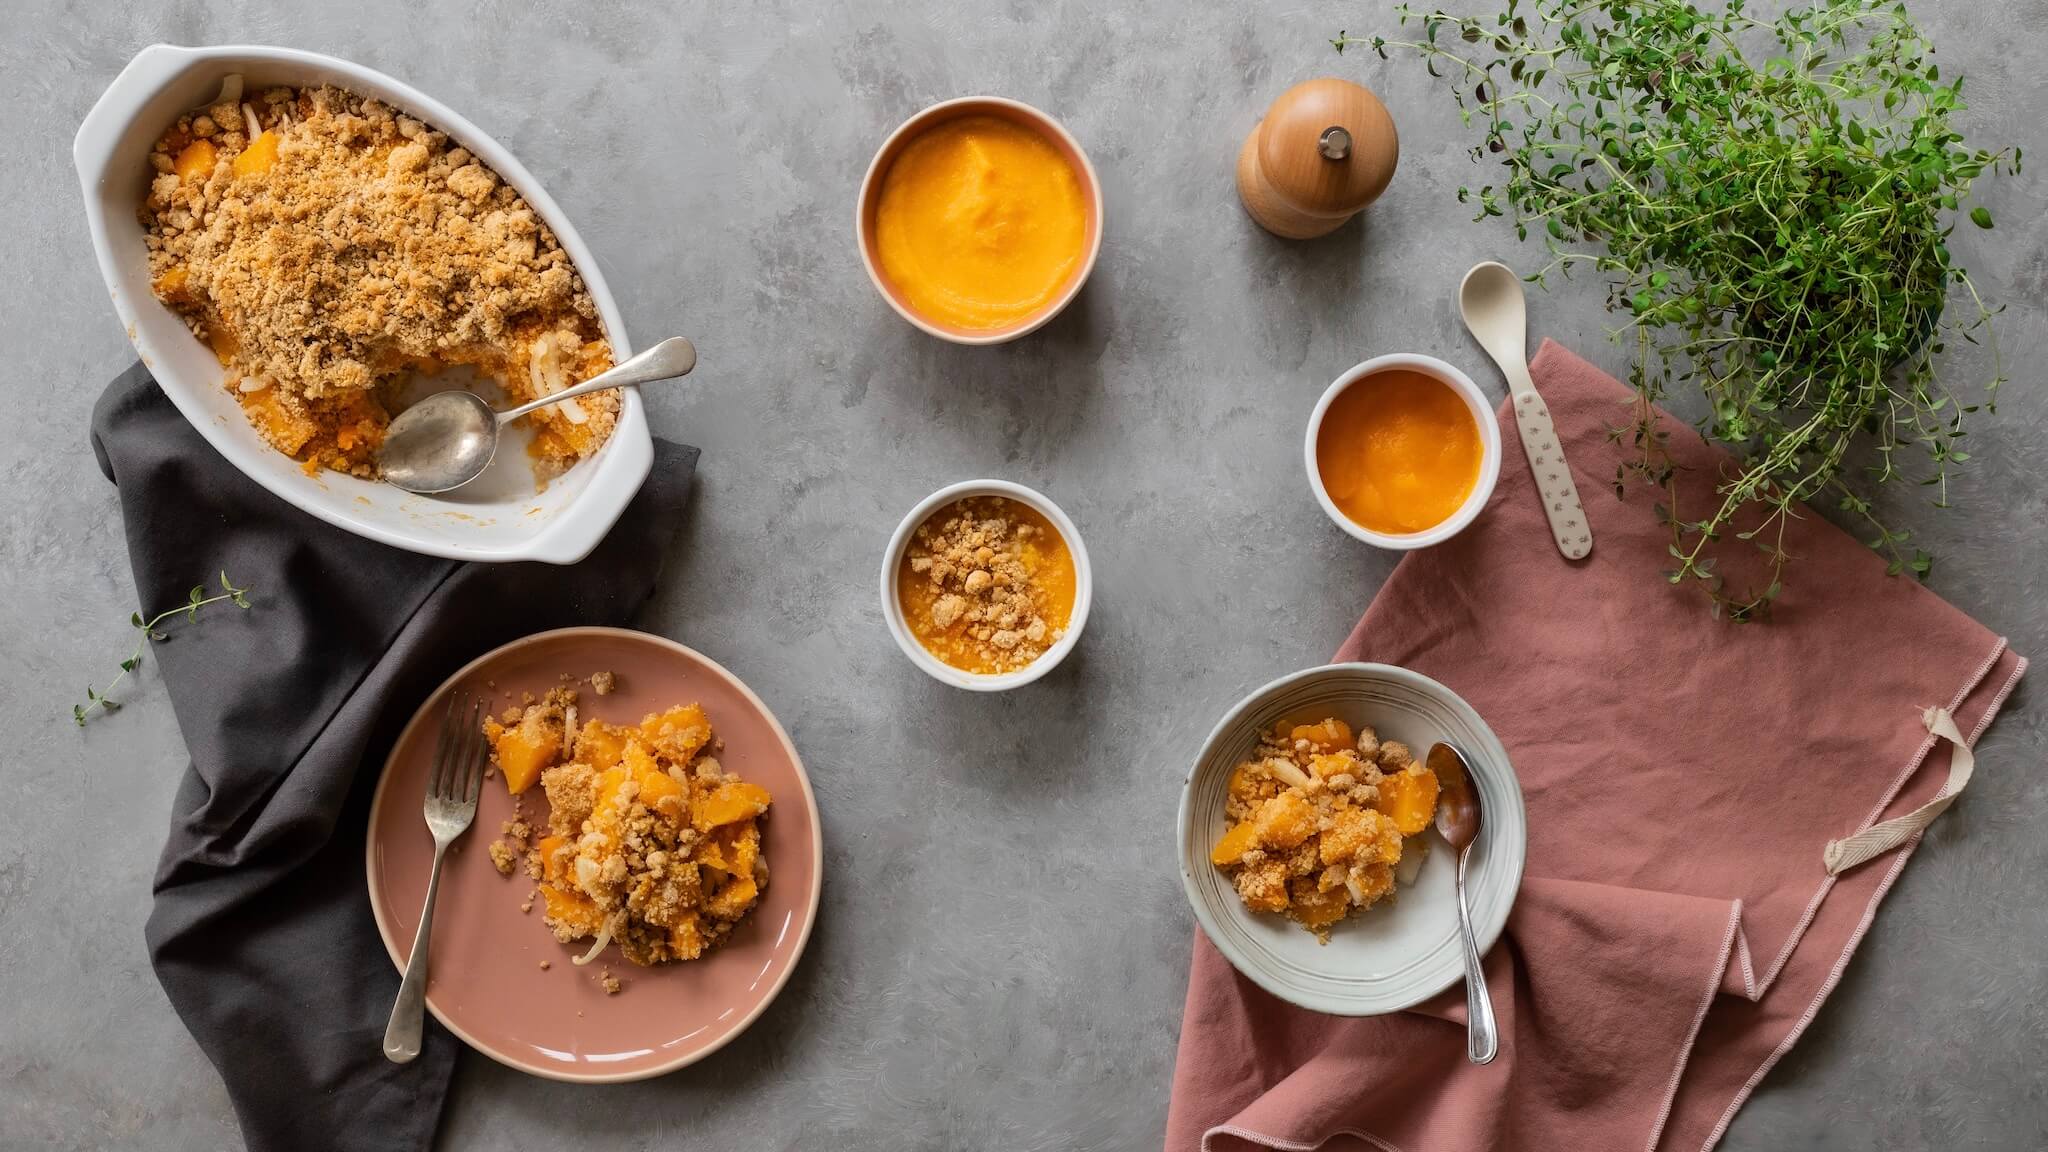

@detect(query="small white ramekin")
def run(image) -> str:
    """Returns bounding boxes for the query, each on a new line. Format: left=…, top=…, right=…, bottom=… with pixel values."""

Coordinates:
left=879, top=480, right=1092, bottom=691
left=1304, top=353, right=1503, bottom=550
left=855, top=97, right=1103, bottom=346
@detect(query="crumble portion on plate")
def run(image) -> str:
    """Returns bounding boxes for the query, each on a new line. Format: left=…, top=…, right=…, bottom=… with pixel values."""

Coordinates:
left=1209, top=718, right=1439, bottom=941
left=140, top=84, right=617, bottom=479
left=483, top=685, right=772, bottom=970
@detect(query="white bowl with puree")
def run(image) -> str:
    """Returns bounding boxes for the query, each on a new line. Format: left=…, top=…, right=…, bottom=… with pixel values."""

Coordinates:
left=1306, top=353, right=1502, bottom=550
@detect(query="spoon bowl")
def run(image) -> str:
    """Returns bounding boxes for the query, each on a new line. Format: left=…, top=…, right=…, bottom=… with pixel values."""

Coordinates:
left=1430, top=739, right=1481, bottom=852
left=380, top=391, right=502, bottom=494
left=379, top=337, right=698, bottom=495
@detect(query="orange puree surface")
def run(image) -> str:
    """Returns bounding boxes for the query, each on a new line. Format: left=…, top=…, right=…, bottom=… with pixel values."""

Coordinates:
left=873, top=115, right=1086, bottom=331
left=1315, top=369, right=1483, bottom=535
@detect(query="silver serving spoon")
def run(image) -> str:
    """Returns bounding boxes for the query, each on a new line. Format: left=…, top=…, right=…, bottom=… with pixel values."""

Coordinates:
left=1458, top=261, right=1591, bottom=559
left=379, top=337, right=698, bottom=493
left=1429, top=740, right=1498, bottom=1064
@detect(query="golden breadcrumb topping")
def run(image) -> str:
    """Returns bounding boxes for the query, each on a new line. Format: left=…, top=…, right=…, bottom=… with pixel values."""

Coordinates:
left=141, top=84, right=616, bottom=479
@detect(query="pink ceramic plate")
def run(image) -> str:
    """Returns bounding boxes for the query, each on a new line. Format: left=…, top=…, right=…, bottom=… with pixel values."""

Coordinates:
left=365, top=627, right=821, bottom=1082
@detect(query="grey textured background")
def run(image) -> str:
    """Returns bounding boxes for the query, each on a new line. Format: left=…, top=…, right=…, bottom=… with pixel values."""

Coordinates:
left=3, top=2, right=2044, bottom=1150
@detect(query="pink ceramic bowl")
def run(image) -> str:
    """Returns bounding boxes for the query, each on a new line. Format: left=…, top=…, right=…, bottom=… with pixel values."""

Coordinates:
left=365, top=628, right=822, bottom=1082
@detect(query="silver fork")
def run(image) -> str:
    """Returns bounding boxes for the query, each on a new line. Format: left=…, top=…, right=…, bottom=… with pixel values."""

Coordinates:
left=383, top=691, right=486, bottom=1064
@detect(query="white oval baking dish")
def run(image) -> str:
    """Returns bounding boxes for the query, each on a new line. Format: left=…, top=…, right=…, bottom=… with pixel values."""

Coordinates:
left=74, top=44, right=653, bottom=564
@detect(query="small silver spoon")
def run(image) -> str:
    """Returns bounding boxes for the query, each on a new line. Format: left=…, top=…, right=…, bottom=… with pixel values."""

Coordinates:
left=1429, top=740, right=1498, bottom=1064
left=379, top=336, right=698, bottom=494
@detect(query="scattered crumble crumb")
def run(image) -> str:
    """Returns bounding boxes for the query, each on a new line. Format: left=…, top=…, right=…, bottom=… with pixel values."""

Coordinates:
left=487, top=839, right=518, bottom=876
left=600, top=969, right=622, bottom=995
left=538, top=959, right=551, bottom=970
left=589, top=670, right=616, bottom=695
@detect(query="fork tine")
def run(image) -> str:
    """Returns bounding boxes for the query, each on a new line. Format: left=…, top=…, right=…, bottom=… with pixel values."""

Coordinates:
left=429, top=690, right=463, bottom=800
left=463, top=698, right=487, bottom=804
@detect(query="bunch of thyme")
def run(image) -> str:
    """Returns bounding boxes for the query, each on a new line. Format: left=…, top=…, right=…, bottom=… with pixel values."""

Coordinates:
left=1341, top=0, right=2018, bottom=617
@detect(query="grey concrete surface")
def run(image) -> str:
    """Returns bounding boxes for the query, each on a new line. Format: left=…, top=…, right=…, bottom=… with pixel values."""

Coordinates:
left=3, top=2, right=2045, bottom=1150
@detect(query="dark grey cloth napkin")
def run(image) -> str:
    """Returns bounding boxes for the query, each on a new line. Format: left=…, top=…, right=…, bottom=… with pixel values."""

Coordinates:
left=88, top=364, right=697, bottom=1152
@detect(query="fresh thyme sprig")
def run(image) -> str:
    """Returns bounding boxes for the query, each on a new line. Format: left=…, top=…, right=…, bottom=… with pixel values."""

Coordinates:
left=76, top=570, right=253, bottom=726
left=1340, top=0, right=2019, bottom=618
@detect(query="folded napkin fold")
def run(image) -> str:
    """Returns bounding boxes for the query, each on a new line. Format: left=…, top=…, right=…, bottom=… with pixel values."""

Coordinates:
left=1167, top=340, right=2024, bottom=1152
left=89, top=365, right=698, bottom=1152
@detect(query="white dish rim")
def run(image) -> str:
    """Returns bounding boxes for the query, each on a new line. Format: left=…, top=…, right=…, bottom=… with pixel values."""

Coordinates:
left=1304, top=353, right=1503, bottom=551
left=73, top=43, right=653, bottom=565
left=878, top=478, right=1092, bottom=692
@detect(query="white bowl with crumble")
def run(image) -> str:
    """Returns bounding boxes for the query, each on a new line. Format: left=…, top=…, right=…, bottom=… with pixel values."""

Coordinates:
left=880, top=479, right=1092, bottom=691
left=1177, top=663, right=1527, bottom=1016
left=75, top=44, right=653, bottom=564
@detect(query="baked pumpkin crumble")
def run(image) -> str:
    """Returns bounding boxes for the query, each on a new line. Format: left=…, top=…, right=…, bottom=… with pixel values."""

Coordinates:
left=483, top=684, right=772, bottom=969
left=140, top=83, right=617, bottom=480
left=1210, top=718, right=1440, bottom=940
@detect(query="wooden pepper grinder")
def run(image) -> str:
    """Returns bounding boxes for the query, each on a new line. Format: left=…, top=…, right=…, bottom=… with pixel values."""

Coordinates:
left=1237, top=77, right=1399, bottom=239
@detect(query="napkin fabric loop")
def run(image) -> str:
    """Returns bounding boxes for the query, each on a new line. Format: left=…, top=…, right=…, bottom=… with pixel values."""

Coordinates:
left=1822, top=706, right=1974, bottom=875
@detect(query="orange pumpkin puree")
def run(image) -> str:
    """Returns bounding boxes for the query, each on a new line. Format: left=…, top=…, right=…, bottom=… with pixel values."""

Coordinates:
left=1315, top=369, right=1483, bottom=535
left=873, top=115, right=1087, bottom=331
left=897, top=496, right=1076, bottom=674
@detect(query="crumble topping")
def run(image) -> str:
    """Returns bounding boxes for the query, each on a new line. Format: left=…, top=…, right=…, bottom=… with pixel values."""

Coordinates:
left=901, top=495, right=1074, bottom=674
left=482, top=684, right=773, bottom=979
left=1211, top=719, right=1440, bottom=941
left=140, top=83, right=617, bottom=478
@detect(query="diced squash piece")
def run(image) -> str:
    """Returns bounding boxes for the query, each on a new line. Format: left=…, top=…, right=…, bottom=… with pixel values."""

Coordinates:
left=1374, top=767, right=1441, bottom=836
left=1349, top=862, right=1397, bottom=907
left=1209, top=820, right=1262, bottom=867
left=669, top=916, right=705, bottom=960
left=705, top=876, right=758, bottom=919
left=534, top=835, right=574, bottom=887
left=1251, top=791, right=1317, bottom=850
left=1308, top=752, right=1359, bottom=781
left=540, top=884, right=604, bottom=935
left=207, top=320, right=239, bottom=364
left=173, top=139, right=217, bottom=183
left=701, top=821, right=758, bottom=877
left=573, top=721, right=630, bottom=769
left=1226, top=762, right=1265, bottom=805
left=1288, top=719, right=1353, bottom=753
left=152, top=266, right=194, bottom=305
left=725, top=822, right=759, bottom=876
left=493, top=718, right=559, bottom=795
left=1290, top=882, right=1350, bottom=929
left=634, top=764, right=686, bottom=810
left=621, top=738, right=660, bottom=779
left=691, top=780, right=771, bottom=831
left=1318, top=808, right=1380, bottom=866
left=232, top=130, right=279, bottom=179
left=639, top=703, right=712, bottom=759
left=237, top=387, right=315, bottom=454
left=640, top=702, right=709, bottom=737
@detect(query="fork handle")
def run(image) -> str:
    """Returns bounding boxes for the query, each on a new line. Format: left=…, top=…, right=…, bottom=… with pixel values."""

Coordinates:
left=383, top=840, right=448, bottom=1063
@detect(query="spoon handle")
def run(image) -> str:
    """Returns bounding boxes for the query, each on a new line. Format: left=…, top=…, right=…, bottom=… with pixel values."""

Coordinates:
left=1508, top=388, right=1592, bottom=561
left=497, top=337, right=698, bottom=422
left=1455, top=844, right=1499, bottom=1064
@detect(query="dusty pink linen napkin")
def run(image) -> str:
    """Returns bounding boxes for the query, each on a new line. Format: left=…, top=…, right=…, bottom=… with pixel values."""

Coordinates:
left=1167, top=340, right=2025, bottom=1152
